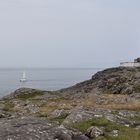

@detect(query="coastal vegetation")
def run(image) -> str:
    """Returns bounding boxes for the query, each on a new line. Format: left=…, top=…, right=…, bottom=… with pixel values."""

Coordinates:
left=0, top=67, right=140, bottom=139
left=15, top=91, right=45, bottom=100
left=71, top=117, right=140, bottom=140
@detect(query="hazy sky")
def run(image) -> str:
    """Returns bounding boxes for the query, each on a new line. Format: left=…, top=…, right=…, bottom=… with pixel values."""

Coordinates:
left=0, top=0, right=140, bottom=68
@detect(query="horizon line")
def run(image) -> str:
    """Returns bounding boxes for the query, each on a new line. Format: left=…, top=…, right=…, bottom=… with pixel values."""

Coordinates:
left=0, top=67, right=105, bottom=70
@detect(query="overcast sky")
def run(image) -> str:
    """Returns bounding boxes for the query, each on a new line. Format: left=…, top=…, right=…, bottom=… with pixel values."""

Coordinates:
left=0, top=0, right=140, bottom=68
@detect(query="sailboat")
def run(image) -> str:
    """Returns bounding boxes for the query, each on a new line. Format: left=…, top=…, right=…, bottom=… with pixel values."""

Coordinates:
left=20, top=72, right=27, bottom=82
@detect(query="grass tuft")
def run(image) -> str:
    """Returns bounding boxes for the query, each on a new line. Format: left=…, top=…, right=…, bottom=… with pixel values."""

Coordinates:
left=16, top=91, right=44, bottom=100
left=3, top=102, right=15, bottom=112
left=70, top=117, right=140, bottom=140
left=49, top=115, right=67, bottom=124
left=134, top=84, right=140, bottom=93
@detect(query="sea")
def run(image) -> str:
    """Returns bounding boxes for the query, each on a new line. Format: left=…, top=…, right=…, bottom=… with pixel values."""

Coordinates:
left=0, top=68, right=103, bottom=97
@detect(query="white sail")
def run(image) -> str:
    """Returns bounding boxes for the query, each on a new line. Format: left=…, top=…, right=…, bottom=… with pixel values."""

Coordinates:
left=20, top=72, right=27, bottom=82
left=22, top=72, right=26, bottom=79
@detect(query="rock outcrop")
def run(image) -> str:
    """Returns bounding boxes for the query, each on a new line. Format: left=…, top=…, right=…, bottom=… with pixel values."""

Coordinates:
left=0, top=116, right=89, bottom=140
left=0, top=67, right=140, bottom=140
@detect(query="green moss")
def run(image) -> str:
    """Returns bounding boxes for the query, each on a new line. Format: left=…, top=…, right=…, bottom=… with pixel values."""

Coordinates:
left=3, top=102, right=15, bottom=112
left=39, top=102, right=48, bottom=107
left=95, top=136, right=107, bottom=140
left=104, top=122, right=126, bottom=132
left=104, top=134, right=140, bottom=140
left=71, top=117, right=108, bottom=133
left=71, top=117, right=140, bottom=140
left=50, top=116, right=66, bottom=124
left=134, top=84, right=140, bottom=93
left=16, top=91, right=44, bottom=100
left=37, top=113, right=48, bottom=118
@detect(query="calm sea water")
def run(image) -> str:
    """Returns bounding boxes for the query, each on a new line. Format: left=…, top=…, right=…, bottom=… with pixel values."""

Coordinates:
left=0, top=68, right=102, bottom=97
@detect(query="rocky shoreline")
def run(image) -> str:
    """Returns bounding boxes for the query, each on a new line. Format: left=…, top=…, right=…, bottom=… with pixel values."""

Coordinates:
left=0, top=67, right=140, bottom=140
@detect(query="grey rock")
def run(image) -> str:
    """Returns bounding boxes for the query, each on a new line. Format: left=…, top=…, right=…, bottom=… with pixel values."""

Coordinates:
left=50, top=109, right=71, bottom=119
left=0, top=117, right=80, bottom=140
left=60, top=67, right=140, bottom=96
left=0, top=110, right=11, bottom=118
left=118, top=110, right=140, bottom=118
left=111, top=130, right=119, bottom=137
left=105, top=114, right=133, bottom=126
left=86, top=126, right=104, bottom=138
left=63, top=107, right=95, bottom=125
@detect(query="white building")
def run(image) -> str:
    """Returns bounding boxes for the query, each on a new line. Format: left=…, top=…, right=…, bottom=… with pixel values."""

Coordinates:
left=120, top=58, right=140, bottom=67
left=120, top=62, right=140, bottom=67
